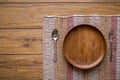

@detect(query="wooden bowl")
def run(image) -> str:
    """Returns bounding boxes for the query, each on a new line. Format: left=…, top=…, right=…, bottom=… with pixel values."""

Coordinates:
left=63, top=24, right=106, bottom=69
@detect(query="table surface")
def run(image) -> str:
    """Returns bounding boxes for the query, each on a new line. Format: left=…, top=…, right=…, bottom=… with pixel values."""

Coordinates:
left=0, top=0, right=120, bottom=80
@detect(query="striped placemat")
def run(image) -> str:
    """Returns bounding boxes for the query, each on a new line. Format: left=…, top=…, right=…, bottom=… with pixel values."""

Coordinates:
left=43, top=15, right=120, bottom=80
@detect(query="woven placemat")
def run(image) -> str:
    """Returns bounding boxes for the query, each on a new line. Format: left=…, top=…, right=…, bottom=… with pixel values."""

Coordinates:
left=43, top=15, right=120, bottom=80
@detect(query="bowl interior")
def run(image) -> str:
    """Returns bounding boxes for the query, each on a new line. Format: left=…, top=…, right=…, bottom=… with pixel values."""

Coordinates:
left=63, top=24, right=106, bottom=69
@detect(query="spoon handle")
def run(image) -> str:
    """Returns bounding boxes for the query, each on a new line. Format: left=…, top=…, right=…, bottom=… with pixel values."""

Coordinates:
left=110, top=41, right=112, bottom=62
left=109, top=30, right=113, bottom=62
left=53, top=41, right=57, bottom=62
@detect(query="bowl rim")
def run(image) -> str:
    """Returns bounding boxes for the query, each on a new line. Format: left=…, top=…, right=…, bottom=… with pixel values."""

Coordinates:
left=63, top=24, right=107, bottom=69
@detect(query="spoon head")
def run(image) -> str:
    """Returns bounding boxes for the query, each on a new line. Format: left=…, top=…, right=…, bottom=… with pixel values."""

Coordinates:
left=109, top=29, right=113, bottom=41
left=52, top=29, right=59, bottom=41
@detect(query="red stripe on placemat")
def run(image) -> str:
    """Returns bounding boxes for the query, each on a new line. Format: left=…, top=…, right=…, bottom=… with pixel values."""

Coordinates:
left=110, top=16, right=117, bottom=80
left=67, top=17, right=74, bottom=31
left=67, top=17, right=73, bottom=80
left=67, top=63, right=73, bottom=80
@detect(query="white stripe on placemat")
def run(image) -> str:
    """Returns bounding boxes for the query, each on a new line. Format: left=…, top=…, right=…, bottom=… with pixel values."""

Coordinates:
left=43, top=17, right=55, bottom=80
left=116, top=16, right=120, bottom=80
left=89, top=15, right=100, bottom=27
left=73, top=16, right=84, bottom=27
left=73, top=16, right=84, bottom=80
left=88, top=16, right=100, bottom=80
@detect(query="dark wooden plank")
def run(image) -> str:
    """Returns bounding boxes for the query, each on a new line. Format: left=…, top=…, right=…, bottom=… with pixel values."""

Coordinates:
left=0, top=0, right=119, bottom=3
left=0, top=29, right=42, bottom=54
left=0, top=3, right=120, bottom=28
left=0, top=55, right=42, bottom=80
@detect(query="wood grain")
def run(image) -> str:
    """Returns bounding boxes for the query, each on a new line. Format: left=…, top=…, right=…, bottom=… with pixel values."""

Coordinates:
left=0, top=1, right=119, bottom=80
left=0, top=29, right=42, bottom=54
left=0, top=0, right=119, bottom=3
left=0, top=3, right=120, bottom=28
left=0, top=55, right=42, bottom=80
left=63, top=25, right=106, bottom=69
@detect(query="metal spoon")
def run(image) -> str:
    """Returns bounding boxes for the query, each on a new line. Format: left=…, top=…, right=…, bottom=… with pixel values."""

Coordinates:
left=52, top=29, right=59, bottom=62
left=109, top=29, right=113, bottom=62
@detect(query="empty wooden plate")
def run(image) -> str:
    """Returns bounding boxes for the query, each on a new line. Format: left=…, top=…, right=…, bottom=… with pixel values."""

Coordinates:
left=63, top=24, right=106, bottom=69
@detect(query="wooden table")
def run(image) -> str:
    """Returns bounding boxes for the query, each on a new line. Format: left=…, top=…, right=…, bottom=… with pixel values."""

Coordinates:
left=0, top=0, right=120, bottom=80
